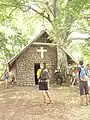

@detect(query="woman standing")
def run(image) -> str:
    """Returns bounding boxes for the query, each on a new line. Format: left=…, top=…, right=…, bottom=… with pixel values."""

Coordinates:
left=4, top=69, right=9, bottom=88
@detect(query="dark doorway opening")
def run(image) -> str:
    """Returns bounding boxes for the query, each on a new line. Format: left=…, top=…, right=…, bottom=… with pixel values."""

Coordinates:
left=34, top=63, right=40, bottom=85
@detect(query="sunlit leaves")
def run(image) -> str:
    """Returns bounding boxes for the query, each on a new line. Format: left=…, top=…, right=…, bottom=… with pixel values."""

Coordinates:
left=0, top=0, right=90, bottom=74
left=50, top=0, right=90, bottom=48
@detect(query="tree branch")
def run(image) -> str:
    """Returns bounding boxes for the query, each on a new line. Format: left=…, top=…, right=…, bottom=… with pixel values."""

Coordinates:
left=45, top=2, right=54, bottom=17
left=0, top=3, right=18, bottom=8
left=21, top=5, right=52, bottom=23
left=84, top=16, right=90, bottom=20
left=0, top=3, right=52, bottom=23
left=8, top=7, right=17, bottom=17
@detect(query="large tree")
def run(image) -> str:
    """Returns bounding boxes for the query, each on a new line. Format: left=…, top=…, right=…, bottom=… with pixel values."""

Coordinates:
left=0, top=0, right=90, bottom=75
left=1, top=0, right=89, bottom=47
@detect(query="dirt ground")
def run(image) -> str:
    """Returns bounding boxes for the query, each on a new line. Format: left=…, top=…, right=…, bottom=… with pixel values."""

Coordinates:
left=0, top=82, right=90, bottom=120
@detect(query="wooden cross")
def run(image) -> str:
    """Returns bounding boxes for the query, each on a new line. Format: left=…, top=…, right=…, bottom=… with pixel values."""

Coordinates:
left=37, top=47, right=47, bottom=58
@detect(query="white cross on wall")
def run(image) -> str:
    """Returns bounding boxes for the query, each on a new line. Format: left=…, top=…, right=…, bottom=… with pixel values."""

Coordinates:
left=37, top=47, right=47, bottom=58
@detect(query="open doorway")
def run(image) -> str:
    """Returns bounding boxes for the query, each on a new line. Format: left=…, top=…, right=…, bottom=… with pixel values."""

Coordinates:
left=34, top=63, right=40, bottom=85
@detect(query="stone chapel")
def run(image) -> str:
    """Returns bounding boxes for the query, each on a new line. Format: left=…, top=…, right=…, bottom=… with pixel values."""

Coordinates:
left=8, top=30, right=77, bottom=86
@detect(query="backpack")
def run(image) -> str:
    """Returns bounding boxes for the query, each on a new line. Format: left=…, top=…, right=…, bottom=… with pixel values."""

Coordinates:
left=78, top=66, right=88, bottom=81
left=40, top=69, right=49, bottom=80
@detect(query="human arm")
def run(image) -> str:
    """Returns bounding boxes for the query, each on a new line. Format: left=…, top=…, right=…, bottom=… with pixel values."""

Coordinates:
left=36, top=69, right=42, bottom=80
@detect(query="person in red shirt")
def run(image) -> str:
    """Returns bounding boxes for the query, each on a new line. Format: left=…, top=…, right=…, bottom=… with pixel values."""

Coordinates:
left=71, top=67, right=79, bottom=87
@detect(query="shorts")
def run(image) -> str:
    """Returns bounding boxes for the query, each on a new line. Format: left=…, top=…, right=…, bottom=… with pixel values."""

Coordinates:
left=79, top=81, right=89, bottom=95
left=39, top=82, right=48, bottom=91
left=5, top=77, right=8, bottom=80
left=74, top=75, right=79, bottom=80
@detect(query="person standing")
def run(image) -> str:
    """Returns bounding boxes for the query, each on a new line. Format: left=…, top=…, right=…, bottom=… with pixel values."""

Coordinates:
left=4, top=69, right=9, bottom=88
left=71, top=67, right=79, bottom=87
left=78, top=60, right=89, bottom=106
left=37, top=63, right=52, bottom=105
left=86, top=64, right=90, bottom=102
left=55, top=67, right=63, bottom=85
left=9, top=71, right=15, bottom=86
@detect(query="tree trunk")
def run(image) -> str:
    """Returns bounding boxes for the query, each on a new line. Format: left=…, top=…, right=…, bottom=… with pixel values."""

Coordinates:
left=53, top=0, right=57, bottom=19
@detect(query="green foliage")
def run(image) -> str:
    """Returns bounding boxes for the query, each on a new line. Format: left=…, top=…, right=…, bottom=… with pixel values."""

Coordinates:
left=0, top=0, right=90, bottom=75
left=0, top=0, right=36, bottom=75
left=49, top=0, right=90, bottom=47
left=80, top=40, right=90, bottom=56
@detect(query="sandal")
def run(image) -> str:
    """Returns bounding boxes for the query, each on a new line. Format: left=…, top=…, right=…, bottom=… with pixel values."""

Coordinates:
left=44, top=102, right=48, bottom=105
left=47, top=100, right=53, bottom=104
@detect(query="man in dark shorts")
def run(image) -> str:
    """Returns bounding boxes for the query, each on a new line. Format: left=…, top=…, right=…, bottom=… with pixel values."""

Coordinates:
left=78, top=60, right=89, bottom=106
left=37, top=63, right=52, bottom=105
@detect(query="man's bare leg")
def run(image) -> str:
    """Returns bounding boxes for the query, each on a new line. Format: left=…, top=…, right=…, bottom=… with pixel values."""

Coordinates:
left=45, top=91, right=52, bottom=104
left=80, top=95, right=84, bottom=105
left=85, top=94, right=89, bottom=105
left=5, top=79, right=8, bottom=88
left=89, top=87, right=90, bottom=102
left=89, top=94, right=90, bottom=102
left=42, top=91, right=47, bottom=103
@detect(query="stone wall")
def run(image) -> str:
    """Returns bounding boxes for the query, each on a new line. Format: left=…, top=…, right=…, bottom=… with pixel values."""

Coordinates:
left=57, top=46, right=68, bottom=81
left=16, top=44, right=57, bottom=86
left=57, top=46, right=67, bottom=68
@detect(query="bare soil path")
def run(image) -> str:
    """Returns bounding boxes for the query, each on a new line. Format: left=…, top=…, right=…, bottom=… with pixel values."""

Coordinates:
left=0, top=84, right=90, bottom=120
